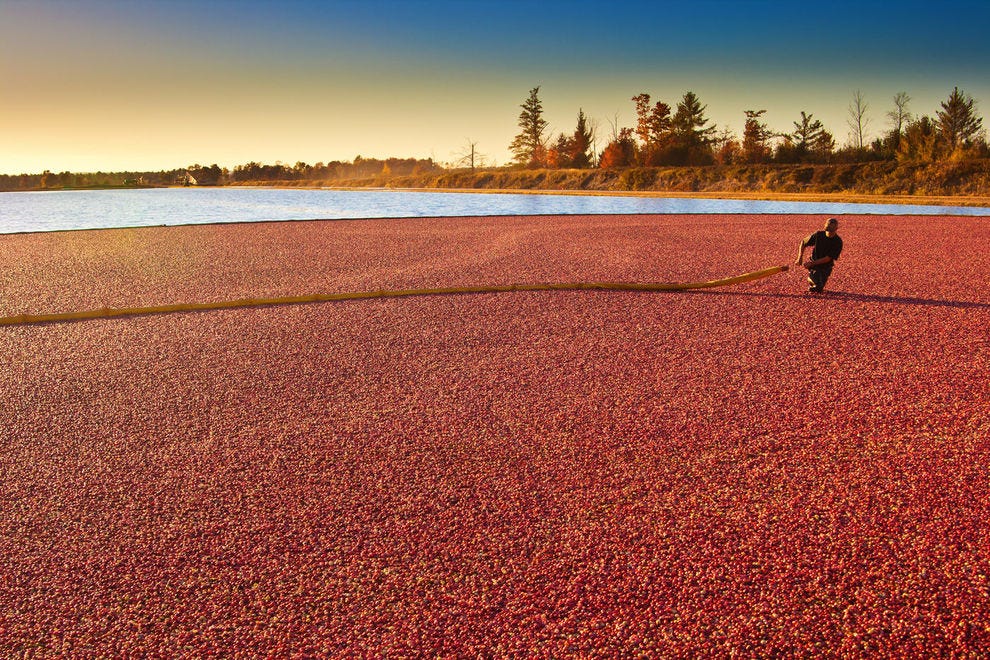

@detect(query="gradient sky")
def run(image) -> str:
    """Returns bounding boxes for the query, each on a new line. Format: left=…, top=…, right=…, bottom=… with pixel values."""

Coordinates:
left=2, top=0, right=988, bottom=175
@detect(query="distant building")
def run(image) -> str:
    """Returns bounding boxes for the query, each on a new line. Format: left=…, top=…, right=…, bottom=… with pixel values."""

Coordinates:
left=181, top=167, right=221, bottom=186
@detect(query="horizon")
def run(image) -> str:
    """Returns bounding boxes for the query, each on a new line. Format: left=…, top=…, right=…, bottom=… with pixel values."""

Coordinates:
left=2, top=0, right=989, bottom=176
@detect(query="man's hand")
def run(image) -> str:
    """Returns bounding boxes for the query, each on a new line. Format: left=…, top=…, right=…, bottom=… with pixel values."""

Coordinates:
left=804, top=256, right=833, bottom=269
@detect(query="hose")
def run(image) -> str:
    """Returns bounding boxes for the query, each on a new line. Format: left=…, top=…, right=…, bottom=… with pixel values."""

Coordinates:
left=0, top=265, right=789, bottom=327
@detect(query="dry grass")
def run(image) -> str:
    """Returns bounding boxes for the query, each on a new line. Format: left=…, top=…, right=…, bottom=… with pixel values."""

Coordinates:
left=311, top=159, right=990, bottom=208
left=325, top=185, right=990, bottom=208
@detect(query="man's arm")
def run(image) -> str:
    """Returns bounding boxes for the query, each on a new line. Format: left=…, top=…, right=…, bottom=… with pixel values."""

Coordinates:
left=804, top=237, right=841, bottom=268
left=795, top=235, right=811, bottom=265
left=803, top=255, right=834, bottom=268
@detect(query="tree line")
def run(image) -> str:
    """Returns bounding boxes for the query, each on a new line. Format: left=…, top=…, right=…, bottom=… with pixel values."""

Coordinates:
left=0, top=157, right=440, bottom=191
left=3, top=86, right=984, bottom=192
left=508, top=86, right=987, bottom=169
left=226, top=157, right=439, bottom=184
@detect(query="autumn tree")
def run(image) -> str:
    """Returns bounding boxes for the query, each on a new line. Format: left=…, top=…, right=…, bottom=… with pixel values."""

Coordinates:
left=741, top=110, right=773, bottom=164
left=897, top=116, right=940, bottom=162
left=712, top=126, right=740, bottom=165
left=937, top=86, right=983, bottom=152
left=599, top=127, right=637, bottom=169
left=632, top=93, right=652, bottom=148
left=509, top=87, right=549, bottom=168
left=631, top=93, right=673, bottom=165
left=670, top=91, right=716, bottom=165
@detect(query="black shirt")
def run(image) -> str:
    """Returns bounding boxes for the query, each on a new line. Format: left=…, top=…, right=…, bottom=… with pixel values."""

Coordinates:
left=808, top=230, right=843, bottom=263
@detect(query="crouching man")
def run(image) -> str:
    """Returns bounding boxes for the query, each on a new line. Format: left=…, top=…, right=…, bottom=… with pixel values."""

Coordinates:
left=796, top=217, right=843, bottom=293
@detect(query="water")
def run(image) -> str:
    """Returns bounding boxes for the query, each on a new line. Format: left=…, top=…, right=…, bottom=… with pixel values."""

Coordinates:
left=1, top=187, right=988, bottom=234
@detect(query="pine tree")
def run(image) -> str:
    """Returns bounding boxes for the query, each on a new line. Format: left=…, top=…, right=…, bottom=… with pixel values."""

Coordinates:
left=671, top=91, right=716, bottom=165
left=546, top=134, right=573, bottom=169
left=812, top=128, right=836, bottom=162
left=569, top=109, right=593, bottom=168
left=792, top=112, right=825, bottom=156
left=509, top=87, right=549, bottom=167
left=742, top=110, right=773, bottom=164
left=937, top=87, right=983, bottom=151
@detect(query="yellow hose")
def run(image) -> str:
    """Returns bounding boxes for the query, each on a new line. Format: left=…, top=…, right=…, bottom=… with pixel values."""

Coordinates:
left=0, top=265, right=789, bottom=327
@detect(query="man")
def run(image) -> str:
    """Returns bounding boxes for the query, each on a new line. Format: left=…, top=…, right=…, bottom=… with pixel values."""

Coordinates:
left=796, top=218, right=843, bottom=293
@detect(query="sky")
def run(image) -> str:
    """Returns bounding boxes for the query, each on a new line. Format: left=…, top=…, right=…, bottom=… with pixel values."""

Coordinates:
left=2, top=0, right=989, bottom=175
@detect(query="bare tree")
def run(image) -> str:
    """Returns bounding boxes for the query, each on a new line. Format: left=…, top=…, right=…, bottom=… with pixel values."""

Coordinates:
left=585, top=116, right=600, bottom=167
left=886, top=92, right=912, bottom=149
left=712, top=124, right=735, bottom=153
left=713, top=125, right=740, bottom=165
left=606, top=112, right=623, bottom=142
left=453, top=138, right=488, bottom=171
left=847, top=89, right=871, bottom=150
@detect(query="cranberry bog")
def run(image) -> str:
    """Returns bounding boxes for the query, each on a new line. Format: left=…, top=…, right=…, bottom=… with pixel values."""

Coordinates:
left=1, top=213, right=988, bottom=656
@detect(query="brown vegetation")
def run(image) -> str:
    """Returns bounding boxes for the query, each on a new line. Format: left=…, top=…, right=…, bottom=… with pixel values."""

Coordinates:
left=7, top=159, right=990, bottom=207
left=319, top=159, right=990, bottom=204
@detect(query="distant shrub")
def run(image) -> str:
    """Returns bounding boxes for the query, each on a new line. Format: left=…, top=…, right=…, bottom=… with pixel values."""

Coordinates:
left=791, top=167, right=815, bottom=185
left=618, top=168, right=657, bottom=191
left=317, top=158, right=990, bottom=199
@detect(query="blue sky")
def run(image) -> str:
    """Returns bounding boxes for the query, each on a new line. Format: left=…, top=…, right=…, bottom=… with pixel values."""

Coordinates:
left=2, top=0, right=988, bottom=174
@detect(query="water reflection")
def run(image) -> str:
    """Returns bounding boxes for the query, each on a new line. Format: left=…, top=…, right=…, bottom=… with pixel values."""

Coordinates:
left=1, top=187, right=988, bottom=234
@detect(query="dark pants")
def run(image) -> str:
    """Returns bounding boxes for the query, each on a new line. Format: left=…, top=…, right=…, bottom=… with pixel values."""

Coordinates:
left=808, top=264, right=833, bottom=292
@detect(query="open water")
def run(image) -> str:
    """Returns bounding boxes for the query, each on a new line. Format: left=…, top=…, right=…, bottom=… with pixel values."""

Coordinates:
left=1, top=187, right=988, bottom=234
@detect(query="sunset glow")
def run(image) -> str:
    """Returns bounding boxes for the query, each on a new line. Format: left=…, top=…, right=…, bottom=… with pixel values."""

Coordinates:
left=2, top=0, right=988, bottom=175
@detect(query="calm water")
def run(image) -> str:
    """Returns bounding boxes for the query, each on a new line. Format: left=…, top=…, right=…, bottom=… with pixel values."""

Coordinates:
left=1, top=187, right=988, bottom=234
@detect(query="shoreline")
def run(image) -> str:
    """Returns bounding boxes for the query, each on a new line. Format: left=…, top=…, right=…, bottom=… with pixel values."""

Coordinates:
left=319, top=185, right=990, bottom=208
left=7, top=183, right=990, bottom=209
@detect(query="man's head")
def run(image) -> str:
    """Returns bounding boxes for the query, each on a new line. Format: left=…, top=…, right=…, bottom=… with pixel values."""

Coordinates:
left=824, top=218, right=839, bottom=236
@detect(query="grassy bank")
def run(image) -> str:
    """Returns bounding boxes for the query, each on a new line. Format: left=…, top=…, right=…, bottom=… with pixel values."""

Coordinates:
left=246, top=159, right=990, bottom=207
left=12, top=159, right=990, bottom=207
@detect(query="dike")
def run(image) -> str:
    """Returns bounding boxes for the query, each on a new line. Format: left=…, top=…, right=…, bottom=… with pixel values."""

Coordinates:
left=313, top=159, right=990, bottom=203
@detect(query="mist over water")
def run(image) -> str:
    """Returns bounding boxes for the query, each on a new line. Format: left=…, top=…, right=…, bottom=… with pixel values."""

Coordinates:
left=1, top=188, right=988, bottom=234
